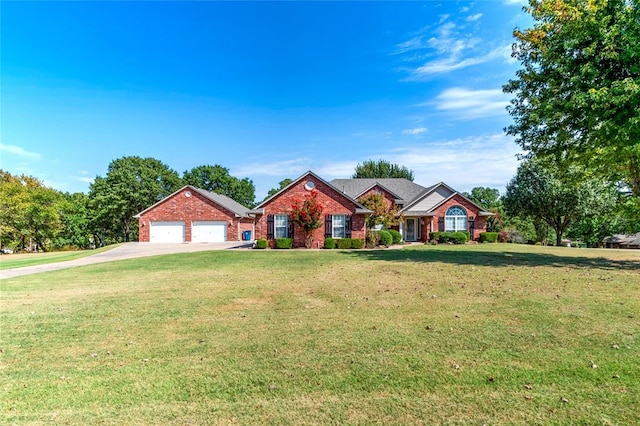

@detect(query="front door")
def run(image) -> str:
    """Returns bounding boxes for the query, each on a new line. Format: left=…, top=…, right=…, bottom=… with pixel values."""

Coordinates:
left=405, top=218, right=417, bottom=242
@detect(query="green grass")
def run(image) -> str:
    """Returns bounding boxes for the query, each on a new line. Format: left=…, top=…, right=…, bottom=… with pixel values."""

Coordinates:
left=0, top=245, right=119, bottom=270
left=1, top=244, right=638, bottom=424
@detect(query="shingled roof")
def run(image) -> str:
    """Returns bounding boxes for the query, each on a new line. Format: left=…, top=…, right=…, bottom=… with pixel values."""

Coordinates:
left=329, top=178, right=429, bottom=204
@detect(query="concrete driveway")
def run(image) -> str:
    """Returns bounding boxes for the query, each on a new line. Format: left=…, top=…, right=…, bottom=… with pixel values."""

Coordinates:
left=0, top=242, right=252, bottom=279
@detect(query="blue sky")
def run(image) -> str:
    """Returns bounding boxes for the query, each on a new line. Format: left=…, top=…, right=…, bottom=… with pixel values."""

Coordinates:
left=2, top=1, right=530, bottom=200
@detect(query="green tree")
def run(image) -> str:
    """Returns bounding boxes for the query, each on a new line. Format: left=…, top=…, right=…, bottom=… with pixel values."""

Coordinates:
left=52, top=192, right=91, bottom=249
left=183, top=164, right=255, bottom=207
left=289, top=190, right=324, bottom=249
left=0, top=171, right=62, bottom=251
left=89, top=156, right=182, bottom=243
left=352, top=160, right=415, bottom=181
left=265, top=178, right=293, bottom=200
left=504, top=0, right=640, bottom=196
left=503, top=159, right=617, bottom=246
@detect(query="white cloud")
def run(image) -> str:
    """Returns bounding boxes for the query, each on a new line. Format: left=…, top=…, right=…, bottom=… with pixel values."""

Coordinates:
left=503, top=0, right=526, bottom=4
left=0, top=143, right=41, bottom=159
left=74, top=176, right=94, bottom=184
left=433, top=87, right=510, bottom=119
left=410, top=45, right=507, bottom=77
left=402, top=127, right=428, bottom=136
left=382, top=133, right=521, bottom=191
left=466, top=13, right=483, bottom=22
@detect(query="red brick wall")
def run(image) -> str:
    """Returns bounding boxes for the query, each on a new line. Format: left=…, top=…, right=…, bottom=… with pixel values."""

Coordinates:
left=255, top=175, right=367, bottom=248
left=426, top=194, right=488, bottom=241
left=138, top=187, right=245, bottom=242
left=358, top=186, right=396, bottom=209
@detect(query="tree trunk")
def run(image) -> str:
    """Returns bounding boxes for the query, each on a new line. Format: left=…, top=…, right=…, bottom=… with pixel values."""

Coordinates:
left=304, top=231, right=313, bottom=249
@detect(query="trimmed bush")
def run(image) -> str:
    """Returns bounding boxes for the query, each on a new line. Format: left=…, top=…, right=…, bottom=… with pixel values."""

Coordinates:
left=255, top=239, right=268, bottom=249
left=324, top=237, right=335, bottom=249
left=275, top=238, right=292, bottom=249
left=350, top=238, right=364, bottom=249
left=498, top=231, right=509, bottom=243
left=431, top=231, right=468, bottom=244
left=337, top=238, right=352, bottom=249
left=388, top=229, right=402, bottom=245
left=430, top=232, right=441, bottom=242
left=377, top=230, right=393, bottom=247
left=479, top=232, right=498, bottom=243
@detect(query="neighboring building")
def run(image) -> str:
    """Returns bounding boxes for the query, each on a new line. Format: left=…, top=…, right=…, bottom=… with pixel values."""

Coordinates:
left=250, top=171, right=371, bottom=248
left=135, top=185, right=253, bottom=243
left=331, top=178, right=493, bottom=242
left=602, top=233, right=640, bottom=249
left=136, top=172, right=493, bottom=245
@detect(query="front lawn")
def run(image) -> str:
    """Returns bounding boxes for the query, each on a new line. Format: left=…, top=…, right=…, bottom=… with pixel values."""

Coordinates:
left=0, top=245, right=118, bottom=270
left=1, top=244, right=638, bottom=424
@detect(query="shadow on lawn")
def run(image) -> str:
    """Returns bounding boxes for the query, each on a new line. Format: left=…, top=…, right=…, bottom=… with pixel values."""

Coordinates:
left=343, top=246, right=640, bottom=271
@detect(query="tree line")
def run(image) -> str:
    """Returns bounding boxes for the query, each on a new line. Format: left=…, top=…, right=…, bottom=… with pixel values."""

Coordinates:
left=0, top=157, right=256, bottom=251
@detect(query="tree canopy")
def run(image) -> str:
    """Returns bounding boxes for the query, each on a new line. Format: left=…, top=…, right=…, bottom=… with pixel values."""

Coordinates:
left=504, top=0, right=640, bottom=196
left=503, top=159, right=617, bottom=246
left=89, top=156, right=182, bottom=243
left=352, top=160, right=415, bottom=181
left=183, top=164, right=256, bottom=208
left=264, top=178, right=293, bottom=201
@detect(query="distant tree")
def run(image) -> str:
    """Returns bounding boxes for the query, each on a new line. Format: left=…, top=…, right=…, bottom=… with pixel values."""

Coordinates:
left=0, top=171, right=62, bottom=251
left=358, top=193, right=400, bottom=229
left=265, top=178, right=293, bottom=200
left=183, top=164, right=255, bottom=207
left=504, top=0, right=640, bottom=197
left=52, top=192, right=92, bottom=249
left=352, top=160, right=414, bottom=181
left=89, top=156, right=182, bottom=244
left=503, top=159, right=617, bottom=246
left=289, top=190, right=324, bottom=248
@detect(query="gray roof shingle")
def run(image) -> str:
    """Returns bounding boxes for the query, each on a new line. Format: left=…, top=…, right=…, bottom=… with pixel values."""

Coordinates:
left=329, top=178, right=428, bottom=203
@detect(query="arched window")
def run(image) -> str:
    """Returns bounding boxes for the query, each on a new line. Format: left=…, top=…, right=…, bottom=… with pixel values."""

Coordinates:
left=445, top=206, right=467, bottom=232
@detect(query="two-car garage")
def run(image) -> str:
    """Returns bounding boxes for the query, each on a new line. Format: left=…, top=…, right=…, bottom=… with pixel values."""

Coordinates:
left=149, top=221, right=227, bottom=243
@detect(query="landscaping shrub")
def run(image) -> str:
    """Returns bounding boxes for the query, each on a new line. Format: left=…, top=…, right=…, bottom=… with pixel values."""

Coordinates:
left=350, top=238, right=364, bottom=249
left=275, top=238, right=292, bottom=249
left=430, top=232, right=441, bottom=242
left=376, top=230, right=393, bottom=247
left=324, top=237, right=335, bottom=249
left=255, top=239, right=268, bottom=249
left=479, top=232, right=498, bottom=243
left=388, top=229, right=402, bottom=245
left=498, top=231, right=509, bottom=243
left=432, top=231, right=468, bottom=244
left=337, top=238, right=352, bottom=249
left=508, top=230, right=526, bottom=244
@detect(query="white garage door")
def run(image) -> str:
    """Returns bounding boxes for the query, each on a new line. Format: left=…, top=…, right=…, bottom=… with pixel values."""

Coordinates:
left=149, top=221, right=185, bottom=243
left=192, top=221, right=227, bottom=243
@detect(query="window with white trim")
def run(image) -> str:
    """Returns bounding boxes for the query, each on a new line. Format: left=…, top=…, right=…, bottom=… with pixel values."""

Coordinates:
left=445, top=206, right=467, bottom=232
left=275, top=215, right=288, bottom=238
left=332, top=214, right=346, bottom=238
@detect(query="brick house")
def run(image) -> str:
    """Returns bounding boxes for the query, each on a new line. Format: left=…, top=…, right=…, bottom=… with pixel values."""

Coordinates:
left=250, top=171, right=371, bottom=248
left=331, top=178, right=493, bottom=242
left=135, top=185, right=253, bottom=243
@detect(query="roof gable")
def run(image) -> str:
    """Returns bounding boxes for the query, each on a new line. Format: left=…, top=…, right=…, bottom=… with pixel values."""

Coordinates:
left=254, top=171, right=371, bottom=213
left=400, top=182, right=493, bottom=215
left=330, top=178, right=427, bottom=203
left=135, top=185, right=251, bottom=218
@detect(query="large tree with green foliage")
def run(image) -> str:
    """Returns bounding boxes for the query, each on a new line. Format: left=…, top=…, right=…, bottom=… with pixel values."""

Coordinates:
left=504, top=0, right=640, bottom=196
left=504, top=159, right=618, bottom=246
left=183, top=164, right=255, bottom=207
left=89, top=156, right=182, bottom=244
left=0, top=171, right=62, bottom=251
left=352, top=160, right=415, bottom=181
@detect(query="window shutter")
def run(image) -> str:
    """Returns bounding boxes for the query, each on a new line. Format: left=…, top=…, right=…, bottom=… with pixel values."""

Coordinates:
left=288, top=218, right=294, bottom=239
left=345, top=215, right=352, bottom=238
left=438, top=217, right=445, bottom=232
left=468, top=218, right=475, bottom=240
left=325, top=215, right=333, bottom=238
left=267, top=215, right=274, bottom=239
